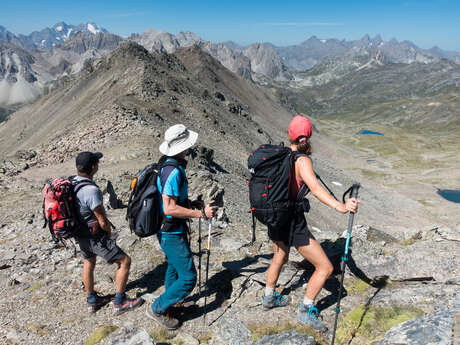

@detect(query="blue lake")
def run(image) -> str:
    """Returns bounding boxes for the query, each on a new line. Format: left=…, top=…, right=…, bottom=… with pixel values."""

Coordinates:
left=361, top=130, right=384, bottom=136
left=437, top=189, right=460, bottom=203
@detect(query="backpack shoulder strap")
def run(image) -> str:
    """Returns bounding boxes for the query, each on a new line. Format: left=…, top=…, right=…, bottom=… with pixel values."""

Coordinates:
left=293, top=152, right=309, bottom=161
left=74, top=181, right=96, bottom=195
left=159, top=160, right=186, bottom=190
left=291, top=153, right=311, bottom=200
left=69, top=176, right=97, bottom=195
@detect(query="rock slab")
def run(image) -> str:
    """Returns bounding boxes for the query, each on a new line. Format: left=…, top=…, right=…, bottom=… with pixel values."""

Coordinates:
left=372, top=309, right=454, bottom=345
left=252, top=330, right=316, bottom=345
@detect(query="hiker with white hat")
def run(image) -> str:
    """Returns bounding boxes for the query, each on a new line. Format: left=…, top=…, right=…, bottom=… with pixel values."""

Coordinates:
left=146, top=124, right=216, bottom=329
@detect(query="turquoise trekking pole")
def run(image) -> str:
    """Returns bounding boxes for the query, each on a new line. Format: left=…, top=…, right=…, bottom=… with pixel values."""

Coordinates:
left=331, top=183, right=360, bottom=345
left=198, top=213, right=202, bottom=301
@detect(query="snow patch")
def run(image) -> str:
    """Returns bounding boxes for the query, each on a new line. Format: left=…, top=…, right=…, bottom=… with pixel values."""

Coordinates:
left=66, top=28, right=73, bottom=38
left=55, top=25, right=63, bottom=32
left=428, top=102, right=441, bottom=107
left=87, top=23, right=99, bottom=35
left=41, top=40, right=46, bottom=45
left=320, top=39, right=326, bottom=43
left=0, top=77, right=41, bottom=105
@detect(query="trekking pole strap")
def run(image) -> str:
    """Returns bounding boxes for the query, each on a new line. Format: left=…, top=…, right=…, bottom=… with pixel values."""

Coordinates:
left=315, top=173, right=338, bottom=201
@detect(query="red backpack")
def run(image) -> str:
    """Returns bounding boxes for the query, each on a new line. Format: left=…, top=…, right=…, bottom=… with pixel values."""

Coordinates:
left=42, top=177, right=94, bottom=242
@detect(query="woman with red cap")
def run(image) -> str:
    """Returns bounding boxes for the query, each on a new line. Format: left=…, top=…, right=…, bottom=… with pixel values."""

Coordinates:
left=262, top=115, right=359, bottom=331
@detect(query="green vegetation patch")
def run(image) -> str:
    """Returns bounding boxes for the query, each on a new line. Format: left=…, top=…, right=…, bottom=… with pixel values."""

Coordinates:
left=29, top=282, right=45, bottom=291
left=402, top=238, right=417, bottom=246
left=197, top=332, right=212, bottom=344
left=86, top=325, right=118, bottom=345
left=27, top=323, right=51, bottom=337
left=336, top=305, right=424, bottom=344
left=247, top=322, right=328, bottom=344
left=346, top=277, right=371, bottom=295
left=149, top=327, right=176, bottom=343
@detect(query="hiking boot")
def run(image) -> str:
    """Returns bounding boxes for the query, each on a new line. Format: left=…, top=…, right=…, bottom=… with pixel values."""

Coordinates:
left=168, top=300, right=198, bottom=317
left=262, top=291, right=290, bottom=309
left=146, top=305, right=180, bottom=330
left=87, top=293, right=113, bottom=313
left=298, top=303, right=327, bottom=332
left=113, top=297, right=144, bottom=315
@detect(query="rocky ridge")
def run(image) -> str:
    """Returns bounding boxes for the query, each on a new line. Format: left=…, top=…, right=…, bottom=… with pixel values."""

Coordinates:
left=131, top=30, right=292, bottom=81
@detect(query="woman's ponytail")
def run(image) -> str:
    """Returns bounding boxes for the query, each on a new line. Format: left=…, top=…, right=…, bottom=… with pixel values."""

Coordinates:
left=290, top=136, right=312, bottom=155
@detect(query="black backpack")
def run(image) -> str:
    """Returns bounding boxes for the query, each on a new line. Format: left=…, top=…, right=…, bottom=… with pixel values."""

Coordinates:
left=248, top=144, right=308, bottom=230
left=126, top=159, right=185, bottom=238
left=248, top=144, right=338, bottom=243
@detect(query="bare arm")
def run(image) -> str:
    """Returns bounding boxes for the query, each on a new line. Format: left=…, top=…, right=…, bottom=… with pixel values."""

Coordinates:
left=163, top=194, right=216, bottom=219
left=93, top=204, right=112, bottom=233
left=296, top=157, right=358, bottom=213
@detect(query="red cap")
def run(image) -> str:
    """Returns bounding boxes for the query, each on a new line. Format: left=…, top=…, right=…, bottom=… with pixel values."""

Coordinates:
left=288, top=115, right=312, bottom=141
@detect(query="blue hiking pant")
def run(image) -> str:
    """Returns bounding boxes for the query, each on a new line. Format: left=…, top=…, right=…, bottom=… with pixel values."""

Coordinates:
left=152, top=232, right=197, bottom=314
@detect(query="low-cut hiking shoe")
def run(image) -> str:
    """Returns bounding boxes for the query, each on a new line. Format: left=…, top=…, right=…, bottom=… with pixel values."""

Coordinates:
left=87, top=293, right=113, bottom=313
left=262, top=291, right=291, bottom=309
left=114, top=297, right=144, bottom=315
left=168, top=300, right=198, bottom=317
left=146, top=305, right=179, bottom=330
left=298, top=303, right=327, bottom=332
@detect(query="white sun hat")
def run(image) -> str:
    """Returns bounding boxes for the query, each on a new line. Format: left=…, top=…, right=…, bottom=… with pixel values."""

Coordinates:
left=159, top=124, right=198, bottom=157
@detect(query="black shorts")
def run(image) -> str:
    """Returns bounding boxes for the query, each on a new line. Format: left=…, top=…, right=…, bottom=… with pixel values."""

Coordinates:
left=267, top=212, right=315, bottom=247
left=76, top=234, right=126, bottom=264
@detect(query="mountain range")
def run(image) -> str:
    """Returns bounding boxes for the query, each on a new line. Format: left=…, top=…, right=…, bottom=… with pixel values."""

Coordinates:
left=0, top=22, right=107, bottom=50
left=1, top=21, right=460, bottom=114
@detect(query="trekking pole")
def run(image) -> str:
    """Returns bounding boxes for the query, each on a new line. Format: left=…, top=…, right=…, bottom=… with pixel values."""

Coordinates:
left=203, top=217, right=212, bottom=324
left=198, top=209, right=202, bottom=301
left=331, top=183, right=360, bottom=345
left=251, top=212, right=256, bottom=244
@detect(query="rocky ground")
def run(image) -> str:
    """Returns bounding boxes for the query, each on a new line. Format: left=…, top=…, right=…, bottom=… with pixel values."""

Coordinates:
left=0, top=145, right=459, bottom=345
left=0, top=42, right=459, bottom=345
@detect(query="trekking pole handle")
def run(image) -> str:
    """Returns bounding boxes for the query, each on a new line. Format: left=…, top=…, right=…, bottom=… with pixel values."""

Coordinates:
left=207, top=219, right=212, bottom=251
left=351, top=183, right=360, bottom=199
left=342, top=183, right=360, bottom=205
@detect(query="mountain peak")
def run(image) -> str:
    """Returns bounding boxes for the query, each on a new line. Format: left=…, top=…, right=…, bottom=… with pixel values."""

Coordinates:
left=373, top=34, right=383, bottom=43
left=360, top=34, right=371, bottom=42
left=52, top=22, right=68, bottom=29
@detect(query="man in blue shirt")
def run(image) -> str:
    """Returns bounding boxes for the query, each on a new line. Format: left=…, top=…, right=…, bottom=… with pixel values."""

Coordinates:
left=146, top=124, right=216, bottom=329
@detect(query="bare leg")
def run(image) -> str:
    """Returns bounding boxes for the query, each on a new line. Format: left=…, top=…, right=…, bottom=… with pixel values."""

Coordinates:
left=296, top=239, right=333, bottom=301
left=114, top=255, right=131, bottom=293
left=266, top=241, right=290, bottom=289
left=82, top=257, right=96, bottom=293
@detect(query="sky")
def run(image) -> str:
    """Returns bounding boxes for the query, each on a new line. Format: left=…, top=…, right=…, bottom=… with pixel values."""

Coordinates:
left=1, top=0, right=460, bottom=51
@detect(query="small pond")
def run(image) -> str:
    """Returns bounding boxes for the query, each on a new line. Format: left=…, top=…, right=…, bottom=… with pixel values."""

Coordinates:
left=361, top=130, right=384, bottom=136
left=437, top=189, right=460, bottom=203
